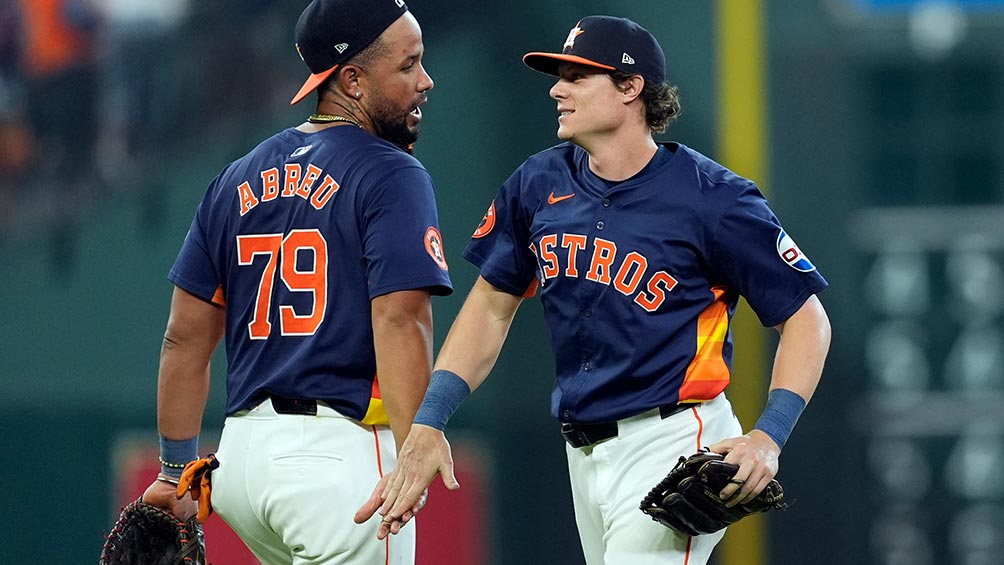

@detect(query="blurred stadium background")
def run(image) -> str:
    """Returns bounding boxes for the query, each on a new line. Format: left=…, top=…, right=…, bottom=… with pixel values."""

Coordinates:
left=1, top=0, right=1002, bottom=563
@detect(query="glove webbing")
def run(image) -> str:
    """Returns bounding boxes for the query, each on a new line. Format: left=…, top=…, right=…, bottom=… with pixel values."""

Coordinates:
left=639, top=455, right=688, bottom=510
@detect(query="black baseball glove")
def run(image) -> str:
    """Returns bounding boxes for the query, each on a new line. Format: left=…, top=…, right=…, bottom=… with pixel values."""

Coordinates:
left=99, top=498, right=207, bottom=565
left=639, top=451, right=787, bottom=536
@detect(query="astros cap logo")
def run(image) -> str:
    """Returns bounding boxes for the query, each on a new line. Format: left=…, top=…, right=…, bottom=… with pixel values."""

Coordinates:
left=523, top=15, right=667, bottom=86
left=563, top=25, right=585, bottom=50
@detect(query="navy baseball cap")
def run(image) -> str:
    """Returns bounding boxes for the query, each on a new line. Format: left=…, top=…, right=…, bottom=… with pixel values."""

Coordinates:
left=523, top=16, right=666, bottom=85
left=291, top=0, right=409, bottom=105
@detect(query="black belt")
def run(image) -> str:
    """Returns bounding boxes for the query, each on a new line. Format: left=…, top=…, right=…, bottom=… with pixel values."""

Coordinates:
left=560, top=403, right=694, bottom=449
left=269, top=396, right=318, bottom=416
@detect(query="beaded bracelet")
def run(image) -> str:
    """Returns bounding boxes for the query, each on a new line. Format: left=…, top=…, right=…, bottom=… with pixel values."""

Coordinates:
left=160, top=435, right=198, bottom=478
left=158, top=456, right=189, bottom=470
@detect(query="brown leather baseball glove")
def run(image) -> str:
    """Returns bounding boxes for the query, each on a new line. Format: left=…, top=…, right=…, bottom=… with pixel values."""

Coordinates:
left=639, top=451, right=787, bottom=536
left=99, top=498, right=207, bottom=565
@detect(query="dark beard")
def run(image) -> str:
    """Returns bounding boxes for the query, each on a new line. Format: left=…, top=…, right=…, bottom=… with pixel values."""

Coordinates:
left=371, top=104, right=419, bottom=154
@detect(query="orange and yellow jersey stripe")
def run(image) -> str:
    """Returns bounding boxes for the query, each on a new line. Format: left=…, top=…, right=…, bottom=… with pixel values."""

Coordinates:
left=361, top=375, right=389, bottom=426
left=679, top=286, right=732, bottom=401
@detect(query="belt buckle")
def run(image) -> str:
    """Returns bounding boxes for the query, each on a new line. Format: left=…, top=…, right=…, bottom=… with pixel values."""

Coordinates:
left=560, top=423, right=588, bottom=448
left=560, top=423, right=582, bottom=448
left=561, top=422, right=617, bottom=448
left=272, top=396, right=318, bottom=416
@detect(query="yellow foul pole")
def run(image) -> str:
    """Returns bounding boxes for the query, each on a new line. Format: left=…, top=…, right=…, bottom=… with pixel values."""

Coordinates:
left=716, top=1, right=769, bottom=565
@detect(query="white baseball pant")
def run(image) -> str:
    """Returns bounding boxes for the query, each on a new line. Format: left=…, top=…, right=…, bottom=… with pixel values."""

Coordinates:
left=566, top=392, right=743, bottom=565
left=211, top=398, right=414, bottom=565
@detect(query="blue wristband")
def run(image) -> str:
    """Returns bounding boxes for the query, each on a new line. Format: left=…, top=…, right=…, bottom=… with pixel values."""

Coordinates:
left=159, top=435, right=199, bottom=479
left=413, top=369, right=471, bottom=431
left=753, top=389, right=806, bottom=449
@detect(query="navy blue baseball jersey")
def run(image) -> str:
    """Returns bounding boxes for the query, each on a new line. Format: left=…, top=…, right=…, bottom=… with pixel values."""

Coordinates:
left=170, top=125, right=453, bottom=421
left=465, top=142, right=827, bottom=424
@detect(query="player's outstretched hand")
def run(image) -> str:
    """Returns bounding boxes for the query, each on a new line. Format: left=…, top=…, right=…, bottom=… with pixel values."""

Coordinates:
left=706, top=430, right=780, bottom=507
left=141, top=477, right=197, bottom=522
left=353, top=424, right=460, bottom=540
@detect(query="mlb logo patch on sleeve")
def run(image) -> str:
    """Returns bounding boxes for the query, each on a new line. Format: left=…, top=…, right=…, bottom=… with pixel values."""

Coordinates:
left=776, top=229, right=816, bottom=272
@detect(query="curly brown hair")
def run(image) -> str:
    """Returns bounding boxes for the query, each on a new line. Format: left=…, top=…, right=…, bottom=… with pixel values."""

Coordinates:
left=609, top=70, right=682, bottom=134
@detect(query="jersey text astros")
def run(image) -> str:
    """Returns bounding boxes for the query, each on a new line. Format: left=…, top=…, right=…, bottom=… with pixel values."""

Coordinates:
left=531, top=232, right=678, bottom=313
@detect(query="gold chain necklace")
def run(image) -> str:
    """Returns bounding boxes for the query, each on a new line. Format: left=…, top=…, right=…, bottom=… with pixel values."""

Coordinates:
left=307, top=113, right=363, bottom=128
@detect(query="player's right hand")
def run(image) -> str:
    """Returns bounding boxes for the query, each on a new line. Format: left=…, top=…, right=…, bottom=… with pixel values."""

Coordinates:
left=141, top=478, right=197, bottom=522
left=706, top=430, right=780, bottom=507
left=353, top=424, right=460, bottom=540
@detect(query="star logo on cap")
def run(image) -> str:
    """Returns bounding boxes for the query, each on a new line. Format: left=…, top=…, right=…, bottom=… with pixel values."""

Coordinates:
left=563, top=26, right=585, bottom=49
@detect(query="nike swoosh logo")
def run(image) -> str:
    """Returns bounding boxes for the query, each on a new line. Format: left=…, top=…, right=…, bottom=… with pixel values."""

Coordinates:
left=548, top=192, right=575, bottom=205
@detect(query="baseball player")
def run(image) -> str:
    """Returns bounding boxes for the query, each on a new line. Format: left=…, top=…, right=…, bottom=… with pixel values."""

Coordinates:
left=139, top=1, right=452, bottom=564
left=357, top=15, right=831, bottom=565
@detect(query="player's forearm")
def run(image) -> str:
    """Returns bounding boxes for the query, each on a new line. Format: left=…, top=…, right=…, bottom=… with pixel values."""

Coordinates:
left=434, top=276, right=522, bottom=392
left=371, top=290, right=435, bottom=449
left=749, top=294, right=830, bottom=449
left=157, top=350, right=212, bottom=439
left=157, top=287, right=225, bottom=440
left=769, top=294, right=831, bottom=401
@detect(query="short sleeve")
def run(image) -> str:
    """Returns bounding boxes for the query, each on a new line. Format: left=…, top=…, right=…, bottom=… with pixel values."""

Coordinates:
left=169, top=197, right=224, bottom=304
left=463, top=168, right=538, bottom=296
left=710, top=184, right=828, bottom=327
left=361, top=165, right=453, bottom=298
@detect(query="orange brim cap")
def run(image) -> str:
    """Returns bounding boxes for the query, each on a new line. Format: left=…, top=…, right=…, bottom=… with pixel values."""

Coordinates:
left=290, top=64, right=339, bottom=105
left=522, top=52, right=616, bottom=76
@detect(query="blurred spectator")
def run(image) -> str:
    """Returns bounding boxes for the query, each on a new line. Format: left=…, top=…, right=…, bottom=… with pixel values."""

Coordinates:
left=17, top=0, right=101, bottom=272
left=5, top=0, right=290, bottom=244
left=92, top=0, right=190, bottom=229
left=18, top=0, right=99, bottom=179
left=0, top=5, right=32, bottom=231
left=0, top=6, right=26, bottom=121
left=181, top=0, right=296, bottom=139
